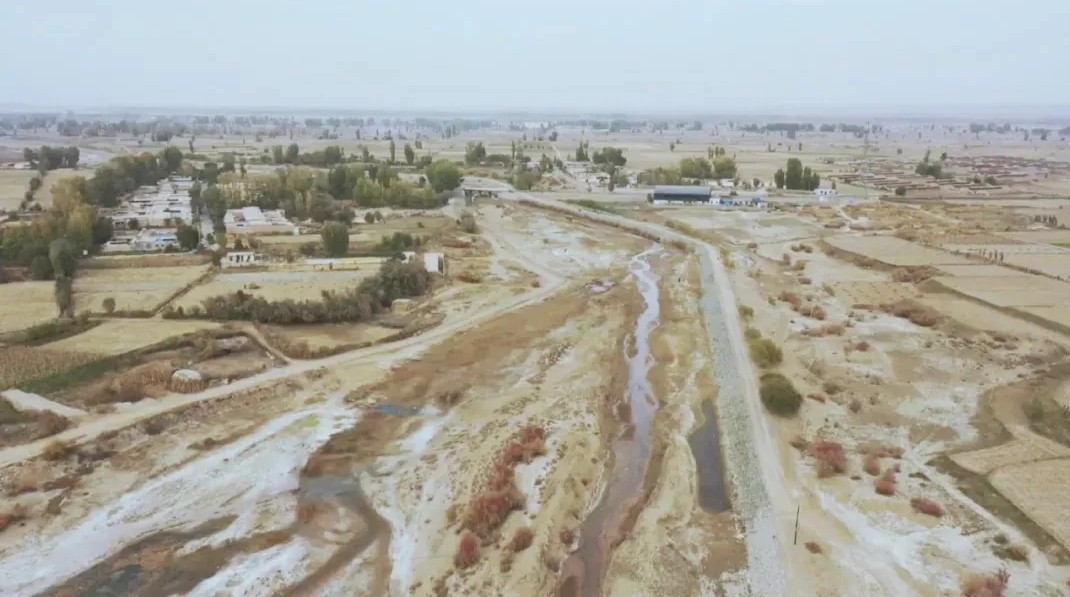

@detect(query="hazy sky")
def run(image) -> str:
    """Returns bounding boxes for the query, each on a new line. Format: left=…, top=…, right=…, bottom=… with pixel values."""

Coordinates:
left=4, top=0, right=1067, bottom=113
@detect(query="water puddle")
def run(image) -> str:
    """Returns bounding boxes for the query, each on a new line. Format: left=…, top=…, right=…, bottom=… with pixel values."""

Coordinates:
left=559, top=248, right=661, bottom=597
left=689, top=399, right=731, bottom=512
left=373, top=404, right=420, bottom=417
left=280, top=466, right=391, bottom=595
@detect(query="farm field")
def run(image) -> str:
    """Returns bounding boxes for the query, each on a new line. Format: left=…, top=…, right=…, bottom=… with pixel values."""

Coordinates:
left=989, top=459, right=1070, bottom=550
left=0, top=282, right=56, bottom=334
left=932, top=275, right=1070, bottom=308
left=825, top=234, right=973, bottom=266
left=933, top=264, right=1032, bottom=277
left=40, top=319, right=220, bottom=356
left=0, top=168, right=79, bottom=211
left=1000, top=254, right=1070, bottom=280
left=1000, top=230, right=1070, bottom=245
left=0, top=345, right=99, bottom=390
left=952, top=436, right=1070, bottom=475
left=828, top=280, right=918, bottom=306
left=174, top=270, right=367, bottom=310
left=72, top=265, right=211, bottom=313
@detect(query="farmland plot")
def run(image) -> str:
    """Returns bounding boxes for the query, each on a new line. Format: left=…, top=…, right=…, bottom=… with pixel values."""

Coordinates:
left=989, top=459, right=1070, bottom=549
left=825, top=235, right=972, bottom=267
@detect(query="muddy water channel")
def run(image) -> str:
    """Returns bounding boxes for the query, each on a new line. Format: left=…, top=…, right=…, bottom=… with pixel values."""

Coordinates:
left=559, top=249, right=661, bottom=597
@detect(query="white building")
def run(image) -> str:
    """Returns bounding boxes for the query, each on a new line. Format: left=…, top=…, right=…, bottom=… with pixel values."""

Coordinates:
left=402, top=251, right=445, bottom=274
left=223, top=251, right=261, bottom=268
left=224, top=206, right=296, bottom=234
left=814, top=188, right=838, bottom=198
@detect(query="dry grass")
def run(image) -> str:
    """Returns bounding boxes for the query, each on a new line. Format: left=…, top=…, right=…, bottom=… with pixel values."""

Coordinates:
left=0, top=282, right=59, bottom=334
left=0, top=503, right=29, bottom=533
left=801, top=323, right=846, bottom=337
left=886, top=300, right=942, bottom=328
left=86, top=360, right=173, bottom=405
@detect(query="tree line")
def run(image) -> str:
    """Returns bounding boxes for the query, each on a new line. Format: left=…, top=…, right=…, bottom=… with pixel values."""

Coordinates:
left=773, top=158, right=821, bottom=191
left=162, top=258, right=432, bottom=324
left=24, top=146, right=80, bottom=172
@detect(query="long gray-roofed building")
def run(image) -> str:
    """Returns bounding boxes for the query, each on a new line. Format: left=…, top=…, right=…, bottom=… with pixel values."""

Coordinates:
left=650, top=185, right=713, bottom=203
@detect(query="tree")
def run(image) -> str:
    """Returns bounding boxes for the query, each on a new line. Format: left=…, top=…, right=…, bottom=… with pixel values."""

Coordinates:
left=389, top=139, right=396, bottom=164
left=176, top=224, right=200, bottom=250
left=774, top=169, right=786, bottom=189
left=128, top=217, right=140, bottom=230
left=713, top=156, right=737, bottom=179
left=895, top=186, right=907, bottom=196
left=940, top=151, right=948, bottom=161
left=285, top=143, right=300, bottom=164
left=49, top=238, right=78, bottom=278
left=64, top=146, right=80, bottom=169
left=425, top=160, right=463, bottom=193
left=549, top=131, right=558, bottom=142
left=575, top=141, right=588, bottom=162
left=464, top=142, right=486, bottom=166
left=189, top=181, right=203, bottom=214
left=201, top=162, right=220, bottom=184
left=669, top=142, right=675, bottom=152
left=984, top=175, right=998, bottom=186
left=404, top=143, right=415, bottom=165
left=50, top=176, right=90, bottom=212
left=321, top=222, right=349, bottom=257
left=785, top=158, right=804, bottom=190
left=162, top=146, right=183, bottom=173
left=364, top=211, right=376, bottom=224
left=54, top=275, right=74, bottom=318
left=679, top=157, right=714, bottom=179
left=102, top=297, right=116, bottom=314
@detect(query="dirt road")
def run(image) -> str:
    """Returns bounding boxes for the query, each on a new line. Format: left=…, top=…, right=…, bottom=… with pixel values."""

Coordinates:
left=0, top=221, right=568, bottom=469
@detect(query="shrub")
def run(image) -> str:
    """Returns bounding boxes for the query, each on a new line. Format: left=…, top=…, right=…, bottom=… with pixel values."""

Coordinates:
left=35, top=411, right=70, bottom=439
left=849, top=399, right=862, bottom=413
left=811, top=439, right=847, bottom=477
left=738, top=304, right=754, bottom=320
left=961, top=568, right=1009, bottom=597
left=823, top=380, right=842, bottom=395
left=863, top=454, right=881, bottom=476
left=875, top=477, right=896, bottom=496
left=759, top=372, right=803, bottom=416
left=798, top=276, right=812, bottom=285
left=808, top=305, right=827, bottom=320
left=42, top=439, right=72, bottom=461
left=748, top=338, right=783, bottom=368
left=511, top=527, right=534, bottom=551
left=804, top=541, right=822, bottom=554
left=455, top=532, right=481, bottom=569
left=455, top=271, right=482, bottom=283
left=458, top=211, right=478, bottom=234
left=854, top=341, right=870, bottom=352
left=744, top=327, right=762, bottom=340
left=911, top=497, right=944, bottom=518
left=778, top=291, right=802, bottom=310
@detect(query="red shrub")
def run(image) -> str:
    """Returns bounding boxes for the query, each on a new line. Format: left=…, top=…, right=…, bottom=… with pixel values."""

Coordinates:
left=811, top=440, right=847, bottom=478
left=962, top=568, right=1010, bottom=597
left=911, top=497, right=944, bottom=518
left=804, top=541, right=823, bottom=554
left=455, top=532, right=481, bottom=569
left=511, top=527, right=534, bottom=551
left=874, top=478, right=896, bottom=496
left=849, top=399, right=862, bottom=413
left=863, top=455, right=881, bottom=476
left=465, top=488, right=523, bottom=536
left=518, top=425, right=545, bottom=444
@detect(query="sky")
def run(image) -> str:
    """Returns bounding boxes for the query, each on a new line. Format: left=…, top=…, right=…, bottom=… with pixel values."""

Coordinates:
left=3, top=0, right=1068, bottom=115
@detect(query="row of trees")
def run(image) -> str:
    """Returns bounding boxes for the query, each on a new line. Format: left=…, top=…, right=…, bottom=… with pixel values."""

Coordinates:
left=773, top=158, right=821, bottom=191
left=165, top=258, right=432, bottom=324
left=678, top=156, right=737, bottom=180
left=24, top=146, right=79, bottom=171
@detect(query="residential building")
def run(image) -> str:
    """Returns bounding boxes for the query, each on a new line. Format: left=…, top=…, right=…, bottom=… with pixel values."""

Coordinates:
left=224, top=206, right=296, bottom=234
left=223, top=251, right=261, bottom=268
left=402, top=251, right=445, bottom=274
